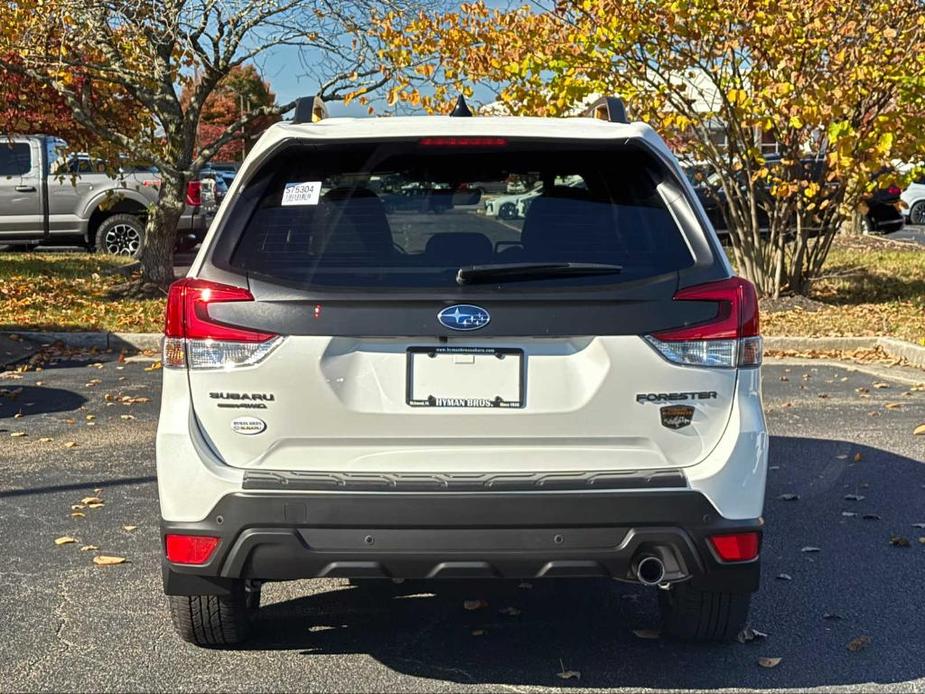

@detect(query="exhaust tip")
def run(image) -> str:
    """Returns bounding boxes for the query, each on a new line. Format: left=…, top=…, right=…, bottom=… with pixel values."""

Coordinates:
left=635, top=555, right=666, bottom=586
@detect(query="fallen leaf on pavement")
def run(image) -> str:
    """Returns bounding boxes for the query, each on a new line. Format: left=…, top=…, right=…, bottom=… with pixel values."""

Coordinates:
left=93, top=555, right=126, bottom=566
left=918, top=537, right=925, bottom=545
left=557, top=660, right=580, bottom=680
left=54, top=536, right=77, bottom=545
left=884, top=403, right=902, bottom=410
left=736, top=626, right=768, bottom=643
left=63, top=441, right=77, bottom=448
left=841, top=511, right=858, bottom=517
left=913, top=424, right=925, bottom=436
left=79, top=545, right=98, bottom=551
left=632, top=628, right=660, bottom=639
left=873, top=382, right=890, bottom=389
left=463, top=600, right=487, bottom=611
left=853, top=452, right=863, bottom=462
left=801, top=546, right=821, bottom=553
left=912, top=523, right=925, bottom=529
left=122, top=525, right=138, bottom=532
left=144, top=361, right=162, bottom=372
left=836, top=454, right=848, bottom=460
left=85, top=414, right=96, bottom=421
left=86, top=502, right=104, bottom=509
left=847, top=635, right=871, bottom=652
left=120, top=414, right=135, bottom=420
left=823, top=612, right=843, bottom=620
left=757, top=657, right=782, bottom=668
left=844, top=494, right=865, bottom=501
left=80, top=497, right=102, bottom=505
left=70, top=512, right=85, bottom=518
left=777, top=494, right=799, bottom=501
left=889, top=536, right=910, bottom=547
left=39, top=437, right=53, bottom=443
left=10, top=432, right=26, bottom=438
left=776, top=573, right=792, bottom=581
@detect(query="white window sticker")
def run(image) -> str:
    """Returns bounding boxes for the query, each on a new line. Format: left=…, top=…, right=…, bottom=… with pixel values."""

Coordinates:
left=281, top=181, right=322, bottom=206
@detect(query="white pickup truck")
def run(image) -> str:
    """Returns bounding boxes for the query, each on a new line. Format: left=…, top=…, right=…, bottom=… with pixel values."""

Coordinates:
left=0, top=135, right=212, bottom=256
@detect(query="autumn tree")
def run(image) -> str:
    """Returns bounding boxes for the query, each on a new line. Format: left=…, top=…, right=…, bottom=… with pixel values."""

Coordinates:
left=369, top=0, right=925, bottom=296
left=0, top=0, right=424, bottom=292
left=183, top=65, right=280, bottom=164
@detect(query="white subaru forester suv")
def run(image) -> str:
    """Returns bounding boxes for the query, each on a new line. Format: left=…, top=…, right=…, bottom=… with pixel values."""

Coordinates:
left=157, top=96, right=767, bottom=647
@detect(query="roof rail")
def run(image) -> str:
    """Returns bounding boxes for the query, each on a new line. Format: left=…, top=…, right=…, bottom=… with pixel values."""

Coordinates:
left=582, top=96, right=628, bottom=124
left=292, top=95, right=329, bottom=124
left=449, top=94, right=473, bottom=117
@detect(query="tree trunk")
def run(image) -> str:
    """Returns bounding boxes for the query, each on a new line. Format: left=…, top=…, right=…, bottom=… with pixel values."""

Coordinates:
left=140, top=176, right=185, bottom=292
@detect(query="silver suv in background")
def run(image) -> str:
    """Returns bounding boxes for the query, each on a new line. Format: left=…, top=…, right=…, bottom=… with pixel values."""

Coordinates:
left=0, top=135, right=211, bottom=256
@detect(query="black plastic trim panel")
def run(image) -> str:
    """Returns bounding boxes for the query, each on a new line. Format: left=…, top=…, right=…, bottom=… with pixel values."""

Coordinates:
left=242, top=468, right=688, bottom=492
left=162, top=490, right=761, bottom=595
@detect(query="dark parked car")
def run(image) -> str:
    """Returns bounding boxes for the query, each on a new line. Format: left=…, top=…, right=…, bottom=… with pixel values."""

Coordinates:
left=684, top=157, right=904, bottom=238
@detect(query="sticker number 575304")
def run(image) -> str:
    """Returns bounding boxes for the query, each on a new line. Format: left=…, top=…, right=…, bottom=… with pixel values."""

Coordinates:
left=281, top=181, right=322, bottom=206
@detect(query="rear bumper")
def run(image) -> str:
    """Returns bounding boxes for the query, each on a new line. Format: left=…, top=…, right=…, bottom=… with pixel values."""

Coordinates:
left=162, top=490, right=762, bottom=596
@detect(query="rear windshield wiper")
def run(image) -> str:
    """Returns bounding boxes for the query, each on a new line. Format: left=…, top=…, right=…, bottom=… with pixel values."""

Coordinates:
left=456, top=262, right=623, bottom=285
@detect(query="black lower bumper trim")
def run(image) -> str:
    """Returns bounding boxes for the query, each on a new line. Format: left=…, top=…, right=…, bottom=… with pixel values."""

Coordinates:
left=162, top=491, right=761, bottom=595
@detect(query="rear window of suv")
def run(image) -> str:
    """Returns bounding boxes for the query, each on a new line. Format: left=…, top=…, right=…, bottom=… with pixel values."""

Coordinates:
left=226, top=140, right=694, bottom=289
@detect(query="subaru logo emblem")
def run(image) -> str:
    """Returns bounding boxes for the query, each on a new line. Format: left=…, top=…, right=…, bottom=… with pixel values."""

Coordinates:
left=437, top=304, right=490, bottom=331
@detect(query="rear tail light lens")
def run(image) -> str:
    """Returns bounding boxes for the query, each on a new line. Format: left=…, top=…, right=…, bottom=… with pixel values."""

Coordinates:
left=185, top=180, right=202, bottom=207
left=165, top=534, right=220, bottom=565
left=163, top=278, right=281, bottom=370
left=645, top=277, right=762, bottom=368
left=709, top=532, right=761, bottom=562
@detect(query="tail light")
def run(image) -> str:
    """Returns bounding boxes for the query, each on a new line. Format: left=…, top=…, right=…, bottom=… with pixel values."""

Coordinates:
left=709, top=531, right=761, bottom=562
left=887, top=185, right=901, bottom=196
left=165, top=534, right=220, bottom=565
left=185, top=180, right=202, bottom=207
left=163, top=278, right=281, bottom=370
left=644, top=277, right=762, bottom=368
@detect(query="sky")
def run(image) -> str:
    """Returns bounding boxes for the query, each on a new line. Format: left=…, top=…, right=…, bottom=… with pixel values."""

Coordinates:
left=257, top=0, right=520, bottom=117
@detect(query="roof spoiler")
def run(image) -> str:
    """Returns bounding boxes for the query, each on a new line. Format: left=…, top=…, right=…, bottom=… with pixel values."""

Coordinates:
left=292, top=95, right=329, bottom=124
left=582, top=96, right=628, bottom=124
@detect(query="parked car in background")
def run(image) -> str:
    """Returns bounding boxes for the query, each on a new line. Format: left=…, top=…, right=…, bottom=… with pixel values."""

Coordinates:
left=208, top=162, right=238, bottom=188
left=0, top=136, right=211, bottom=256
left=683, top=158, right=904, bottom=239
left=900, top=177, right=925, bottom=225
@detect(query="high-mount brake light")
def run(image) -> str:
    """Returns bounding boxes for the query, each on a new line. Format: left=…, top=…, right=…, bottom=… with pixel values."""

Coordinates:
left=163, top=278, right=281, bottom=370
left=419, top=136, right=508, bottom=148
left=644, top=277, right=762, bottom=368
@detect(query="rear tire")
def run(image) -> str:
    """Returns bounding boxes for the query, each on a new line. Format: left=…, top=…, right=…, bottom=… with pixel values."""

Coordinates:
left=168, top=582, right=259, bottom=647
left=94, top=214, right=146, bottom=257
left=658, top=581, right=752, bottom=642
left=910, top=201, right=925, bottom=226
left=498, top=202, right=518, bottom=220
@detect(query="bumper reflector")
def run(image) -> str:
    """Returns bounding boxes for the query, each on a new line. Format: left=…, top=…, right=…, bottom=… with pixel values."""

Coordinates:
left=165, top=534, right=220, bottom=565
left=709, top=532, right=760, bottom=562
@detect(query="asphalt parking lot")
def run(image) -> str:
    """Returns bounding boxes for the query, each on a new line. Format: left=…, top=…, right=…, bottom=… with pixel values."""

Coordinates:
left=1, top=349, right=924, bottom=692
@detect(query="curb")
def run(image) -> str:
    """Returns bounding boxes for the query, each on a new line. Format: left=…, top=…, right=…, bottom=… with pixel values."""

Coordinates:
left=3, top=331, right=162, bottom=352
left=764, top=336, right=925, bottom=370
